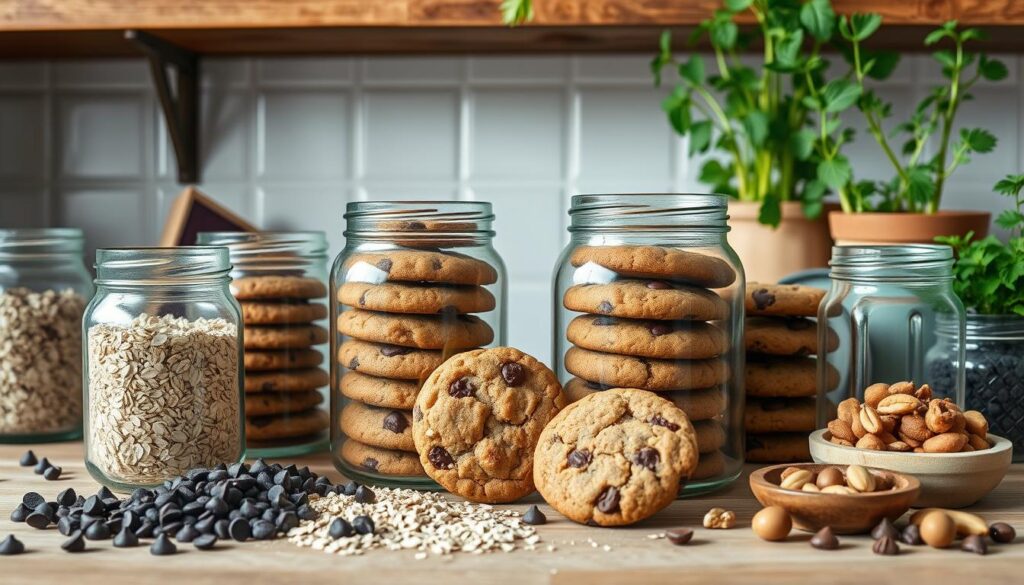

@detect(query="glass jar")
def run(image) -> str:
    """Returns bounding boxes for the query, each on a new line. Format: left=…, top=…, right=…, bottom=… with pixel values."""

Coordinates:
left=197, top=231, right=330, bottom=457
left=553, top=194, right=745, bottom=495
left=930, top=314, right=1024, bottom=461
left=84, top=247, right=244, bottom=490
left=330, top=201, right=506, bottom=489
left=0, top=229, right=92, bottom=442
left=818, top=245, right=965, bottom=425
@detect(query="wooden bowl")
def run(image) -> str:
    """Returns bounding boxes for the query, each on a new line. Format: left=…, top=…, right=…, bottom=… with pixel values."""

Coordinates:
left=809, top=429, right=1012, bottom=508
left=749, top=463, right=920, bottom=535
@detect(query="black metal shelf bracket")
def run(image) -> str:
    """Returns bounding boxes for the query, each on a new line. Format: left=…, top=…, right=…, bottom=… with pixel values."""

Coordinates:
left=125, top=30, right=200, bottom=184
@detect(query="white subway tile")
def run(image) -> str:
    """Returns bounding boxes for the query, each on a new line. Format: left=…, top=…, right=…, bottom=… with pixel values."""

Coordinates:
left=202, top=59, right=251, bottom=89
left=358, top=183, right=459, bottom=201
left=575, top=55, right=654, bottom=83
left=363, top=90, right=458, bottom=180
left=470, top=185, right=564, bottom=282
left=259, top=185, right=350, bottom=260
left=506, top=281, right=552, bottom=362
left=363, top=57, right=462, bottom=84
left=469, top=88, right=564, bottom=179
left=468, top=57, right=568, bottom=82
left=0, top=95, right=45, bottom=179
left=257, top=58, right=353, bottom=86
left=0, top=62, right=46, bottom=89
left=57, top=188, right=146, bottom=254
left=0, top=191, right=46, bottom=228
left=57, top=94, right=146, bottom=179
left=53, top=60, right=149, bottom=88
left=258, top=91, right=350, bottom=180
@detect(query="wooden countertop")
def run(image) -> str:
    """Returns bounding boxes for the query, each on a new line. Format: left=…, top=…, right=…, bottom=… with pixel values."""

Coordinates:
left=1, top=441, right=1021, bottom=585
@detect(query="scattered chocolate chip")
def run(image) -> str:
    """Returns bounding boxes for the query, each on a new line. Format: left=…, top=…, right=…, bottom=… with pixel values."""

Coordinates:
left=752, top=289, right=776, bottom=310
left=810, top=526, right=839, bottom=550
left=376, top=258, right=393, bottom=272
left=649, top=415, right=680, bottom=431
left=567, top=449, right=592, bottom=469
left=150, top=533, right=177, bottom=556
left=380, top=345, right=412, bottom=357
left=176, top=524, right=200, bottom=543
left=595, top=487, right=620, bottom=514
left=0, top=535, right=25, bottom=555
left=648, top=323, right=673, bottom=336
left=354, top=485, right=375, bottom=504
left=25, top=512, right=50, bottom=530
left=228, top=518, right=251, bottom=542
left=448, top=377, right=476, bottom=398
left=596, top=301, right=613, bottom=313
left=870, top=518, right=899, bottom=541
left=962, top=534, right=988, bottom=555
left=56, top=488, right=77, bottom=507
left=85, top=520, right=111, bottom=540
left=990, top=522, right=1016, bottom=543
left=500, top=362, right=526, bottom=386
left=342, top=481, right=359, bottom=496
left=382, top=411, right=409, bottom=433
left=33, top=457, right=51, bottom=474
left=61, top=530, right=86, bottom=553
left=9, top=503, right=28, bottom=523
left=666, top=528, right=694, bottom=545
left=18, top=450, right=37, bottom=467
left=193, top=534, right=218, bottom=550
left=43, top=466, right=62, bottom=480
left=349, top=357, right=360, bottom=369
left=428, top=446, right=455, bottom=470
left=58, top=517, right=78, bottom=536
left=21, top=491, right=45, bottom=509
left=252, top=520, right=276, bottom=540
left=83, top=495, right=104, bottom=516
left=353, top=515, right=375, bottom=535
left=523, top=505, right=546, bottom=526
left=361, top=458, right=379, bottom=471
left=592, top=316, right=616, bottom=326
left=900, top=524, right=923, bottom=545
left=632, top=447, right=660, bottom=471
left=872, top=535, right=899, bottom=556
left=113, top=527, right=139, bottom=548
left=329, top=518, right=354, bottom=539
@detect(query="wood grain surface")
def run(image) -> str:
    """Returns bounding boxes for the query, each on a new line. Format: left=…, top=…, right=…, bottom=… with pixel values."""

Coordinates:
left=0, top=442, right=1020, bottom=584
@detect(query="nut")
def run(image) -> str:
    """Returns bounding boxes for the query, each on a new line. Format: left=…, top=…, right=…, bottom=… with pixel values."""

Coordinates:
left=864, top=383, right=891, bottom=408
left=837, top=398, right=860, bottom=425
left=859, top=405, right=883, bottom=434
left=801, top=483, right=820, bottom=492
left=845, top=465, right=876, bottom=492
left=751, top=506, right=791, bottom=541
left=922, top=432, right=968, bottom=453
left=888, top=381, right=916, bottom=395
left=910, top=509, right=988, bottom=537
left=887, top=441, right=913, bottom=452
left=827, top=419, right=856, bottom=443
left=925, top=400, right=956, bottom=433
left=880, top=414, right=899, bottom=433
left=876, top=430, right=898, bottom=445
left=918, top=511, right=956, bottom=548
left=821, top=485, right=856, bottom=495
left=897, top=432, right=921, bottom=448
left=968, top=433, right=991, bottom=451
left=815, top=466, right=844, bottom=489
left=779, top=469, right=814, bottom=491
left=914, top=384, right=933, bottom=401
left=855, top=434, right=886, bottom=451
left=703, top=507, right=735, bottom=529
left=850, top=411, right=867, bottom=438
left=876, top=394, right=922, bottom=416
left=964, top=410, right=989, bottom=437
left=780, top=466, right=803, bottom=481
left=898, top=414, right=934, bottom=443
left=830, top=437, right=854, bottom=447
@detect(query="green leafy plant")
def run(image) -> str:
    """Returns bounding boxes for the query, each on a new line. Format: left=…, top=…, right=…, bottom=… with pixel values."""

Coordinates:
left=501, top=0, right=534, bottom=26
left=937, top=174, right=1024, bottom=316
left=651, top=0, right=844, bottom=227
left=840, top=19, right=1007, bottom=213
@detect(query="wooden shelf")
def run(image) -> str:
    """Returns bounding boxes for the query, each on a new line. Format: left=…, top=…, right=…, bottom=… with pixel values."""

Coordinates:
left=3, top=0, right=1024, bottom=58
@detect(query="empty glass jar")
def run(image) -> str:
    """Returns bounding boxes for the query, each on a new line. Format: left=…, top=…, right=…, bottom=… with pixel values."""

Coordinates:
left=0, top=229, right=92, bottom=442
left=553, top=193, right=745, bottom=495
left=818, top=245, right=965, bottom=425
left=330, top=201, right=506, bottom=488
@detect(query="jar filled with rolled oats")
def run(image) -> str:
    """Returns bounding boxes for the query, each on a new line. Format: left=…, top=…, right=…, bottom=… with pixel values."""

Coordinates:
left=83, top=247, right=244, bottom=490
left=0, top=229, right=92, bottom=443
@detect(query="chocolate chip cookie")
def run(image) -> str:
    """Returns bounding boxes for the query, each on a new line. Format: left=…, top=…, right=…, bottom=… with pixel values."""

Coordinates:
left=244, top=368, right=329, bottom=393
left=340, top=401, right=415, bottom=452
left=244, top=390, right=324, bottom=417
left=340, top=371, right=420, bottom=410
left=562, top=378, right=726, bottom=422
left=693, top=420, right=726, bottom=454
left=338, top=282, right=495, bottom=315
left=746, top=283, right=825, bottom=317
left=564, top=346, right=729, bottom=391
left=692, top=450, right=725, bottom=480
left=570, top=245, right=737, bottom=289
left=412, top=347, right=563, bottom=503
left=243, top=325, right=328, bottom=350
left=567, top=314, right=727, bottom=359
left=746, top=356, right=835, bottom=398
left=241, top=301, right=327, bottom=325
left=745, top=316, right=835, bottom=356
left=340, top=439, right=426, bottom=477
left=563, top=280, right=729, bottom=321
left=533, top=388, right=699, bottom=526
left=746, top=433, right=811, bottom=463
left=337, top=309, right=493, bottom=350
left=246, top=408, right=329, bottom=441
left=343, top=250, right=498, bottom=286
left=244, top=349, right=323, bottom=371
left=744, top=397, right=816, bottom=433
left=232, top=276, right=327, bottom=300
left=338, top=339, right=446, bottom=380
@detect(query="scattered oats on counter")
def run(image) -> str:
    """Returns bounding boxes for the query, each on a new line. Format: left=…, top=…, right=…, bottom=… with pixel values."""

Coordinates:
left=288, top=487, right=539, bottom=557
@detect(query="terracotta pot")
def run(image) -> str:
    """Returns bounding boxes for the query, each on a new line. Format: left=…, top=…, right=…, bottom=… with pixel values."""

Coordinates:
left=728, top=201, right=835, bottom=283
left=828, top=210, right=991, bottom=246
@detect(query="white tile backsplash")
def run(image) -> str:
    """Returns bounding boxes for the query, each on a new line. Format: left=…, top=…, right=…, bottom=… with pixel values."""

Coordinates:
left=2, top=54, right=1023, bottom=360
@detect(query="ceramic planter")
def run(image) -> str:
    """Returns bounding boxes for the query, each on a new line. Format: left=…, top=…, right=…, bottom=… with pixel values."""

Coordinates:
left=728, top=201, right=835, bottom=283
left=828, top=210, right=990, bottom=246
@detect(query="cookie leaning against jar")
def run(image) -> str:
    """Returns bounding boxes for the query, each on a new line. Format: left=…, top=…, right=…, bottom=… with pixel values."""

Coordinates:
left=534, top=388, right=699, bottom=526
left=411, top=347, right=564, bottom=503
left=826, top=381, right=992, bottom=453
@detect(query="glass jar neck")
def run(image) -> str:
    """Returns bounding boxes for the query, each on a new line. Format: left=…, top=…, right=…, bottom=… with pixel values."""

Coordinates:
left=196, top=231, right=327, bottom=273
left=0, top=229, right=84, bottom=262
left=344, top=201, right=495, bottom=247
left=568, top=193, right=729, bottom=244
left=938, top=313, right=1024, bottom=341
left=829, top=245, right=954, bottom=284
left=94, top=247, right=232, bottom=290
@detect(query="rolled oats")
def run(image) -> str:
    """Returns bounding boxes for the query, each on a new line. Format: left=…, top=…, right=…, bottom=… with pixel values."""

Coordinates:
left=0, top=288, right=85, bottom=435
left=87, top=313, right=240, bottom=485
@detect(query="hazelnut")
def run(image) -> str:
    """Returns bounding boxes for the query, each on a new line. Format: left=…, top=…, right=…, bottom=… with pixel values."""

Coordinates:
left=919, top=511, right=956, bottom=548
left=752, top=506, right=792, bottom=542
left=815, top=466, right=844, bottom=489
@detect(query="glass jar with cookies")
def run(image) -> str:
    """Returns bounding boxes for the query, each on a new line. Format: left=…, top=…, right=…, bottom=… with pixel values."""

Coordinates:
left=330, top=201, right=506, bottom=488
left=197, top=231, right=330, bottom=457
left=553, top=193, right=745, bottom=495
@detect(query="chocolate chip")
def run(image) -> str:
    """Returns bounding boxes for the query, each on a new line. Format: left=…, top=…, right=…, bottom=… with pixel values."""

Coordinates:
left=193, top=534, right=218, bottom=550
left=431, top=259, right=442, bottom=270
left=176, top=524, right=200, bottom=543
left=150, top=533, right=177, bottom=556
left=752, top=288, right=776, bottom=310
left=376, top=258, right=393, bottom=272
left=348, top=357, right=360, bottom=369
left=361, top=458, right=379, bottom=471
left=646, top=281, right=672, bottom=290
left=746, top=436, right=765, bottom=450
left=596, top=301, right=613, bottom=314
left=228, top=518, right=251, bottom=542
left=413, top=405, right=423, bottom=421
left=666, top=528, right=693, bottom=545
left=810, top=526, right=839, bottom=550
left=500, top=362, right=526, bottom=386
left=358, top=291, right=367, bottom=306
left=870, top=518, right=899, bottom=540
left=595, top=487, right=620, bottom=514
left=962, top=534, right=988, bottom=555
left=247, top=415, right=275, bottom=428
left=382, top=411, right=409, bottom=433
left=84, top=520, right=110, bottom=540
left=872, top=535, right=899, bottom=556
left=448, top=377, right=476, bottom=398
left=61, top=530, right=86, bottom=553
left=989, top=522, right=1016, bottom=543
left=33, top=457, right=51, bottom=474
left=9, top=504, right=28, bottom=523
left=21, top=492, right=45, bottom=509
left=260, top=382, right=276, bottom=391
left=57, top=488, right=77, bottom=507
left=354, top=485, right=375, bottom=504
left=592, top=316, right=616, bottom=326
left=0, top=535, right=25, bottom=555
left=353, top=515, right=375, bottom=535
left=25, top=512, right=49, bottom=530
left=632, top=447, right=660, bottom=471
left=428, top=446, right=455, bottom=470
left=44, top=466, right=62, bottom=480
left=567, top=449, right=592, bottom=468
left=900, top=523, right=923, bottom=545
left=342, top=481, right=359, bottom=496
left=252, top=520, right=276, bottom=540
left=113, top=527, right=139, bottom=548
left=18, top=450, right=37, bottom=467
left=329, top=518, right=353, bottom=538
left=649, top=415, right=680, bottom=431
left=648, top=323, right=673, bottom=336
left=523, top=505, right=546, bottom=525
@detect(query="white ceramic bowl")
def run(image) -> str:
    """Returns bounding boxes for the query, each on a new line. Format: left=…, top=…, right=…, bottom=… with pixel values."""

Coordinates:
left=808, top=429, right=1013, bottom=508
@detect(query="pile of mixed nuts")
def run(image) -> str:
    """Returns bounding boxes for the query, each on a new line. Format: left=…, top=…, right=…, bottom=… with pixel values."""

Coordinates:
left=777, top=464, right=894, bottom=494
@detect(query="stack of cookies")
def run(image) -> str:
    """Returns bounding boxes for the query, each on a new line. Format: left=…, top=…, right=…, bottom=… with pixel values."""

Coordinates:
left=559, top=245, right=736, bottom=483
left=235, top=276, right=331, bottom=447
left=744, top=282, right=832, bottom=463
left=336, top=249, right=498, bottom=480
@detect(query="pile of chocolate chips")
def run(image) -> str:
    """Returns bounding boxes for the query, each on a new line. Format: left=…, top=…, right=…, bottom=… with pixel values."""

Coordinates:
left=7, top=459, right=366, bottom=555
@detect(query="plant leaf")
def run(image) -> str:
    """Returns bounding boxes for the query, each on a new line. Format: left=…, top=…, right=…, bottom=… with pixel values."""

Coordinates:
left=678, top=55, right=706, bottom=85
left=924, top=27, right=951, bottom=46
left=758, top=195, right=782, bottom=228
left=802, top=179, right=827, bottom=218
left=996, top=209, right=1024, bottom=230
left=743, top=111, right=769, bottom=147
left=961, top=128, right=997, bottom=153
left=699, top=159, right=732, bottom=186
left=710, top=13, right=738, bottom=49
left=791, top=129, right=816, bottom=160
left=817, top=157, right=851, bottom=189
left=906, top=165, right=936, bottom=205
left=994, top=174, right=1024, bottom=197
left=500, top=0, right=534, bottom=26
left=849, top=13, right=882, bottom=41
left=822, top=79, right=862, bottom=112
left=688, top=120, right=713, bottom=155
left=724, top=0, right=753, bottom=12
left=800, top=0, right=836, bottom=42
left=979, top=55, right=1009, bottom=81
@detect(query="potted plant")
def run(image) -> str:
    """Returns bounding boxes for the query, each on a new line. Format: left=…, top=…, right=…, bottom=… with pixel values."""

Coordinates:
left=830, top=18, right=1007, bottom=244
left=651, top=0, right=853, bottom=282
left=930, top=174, right=1024, bottom=460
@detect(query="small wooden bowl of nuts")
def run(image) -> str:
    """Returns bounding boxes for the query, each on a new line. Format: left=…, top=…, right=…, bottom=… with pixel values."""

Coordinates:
left=749, top=463, right=920, bottom=535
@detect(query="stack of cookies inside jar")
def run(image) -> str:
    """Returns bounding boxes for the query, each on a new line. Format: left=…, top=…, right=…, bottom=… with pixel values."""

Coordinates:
left=332, top=203, right=504, bottom=485
left=558, top=243, right=740, bottom=487
left=743, top=283, right=835, bottom=462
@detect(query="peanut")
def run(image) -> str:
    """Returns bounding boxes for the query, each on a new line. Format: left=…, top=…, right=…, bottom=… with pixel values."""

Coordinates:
left=821, top=485, right=856, bottom=495
left=964, top=410, right=989, bottom=437
left=780, top=466, right=803, bottom=480
left=864, top=383, right=891, bottom=408
left=880, top=414, right=900, bottom=433
left=899, top=414, right=934, bottom=443
left=922, top=432, right=968, bottom=453
left=859, top=405, right=883, bottom=434
left=887, top=441, right=913, bottom=452
left=837, top=398, right=859, bottom=425
left=877, top=394, right=922, bottom=416
left=802, top=483, right=820, bottom=493
left=827, top=419, right=856, bottom=443
left=914, top=383, right=933, bottom=401
left=856, top=434, right=886, bottom=450
left=703, top=507, right=735, bottom=529
left=888, top=381, right=916, bottom=395
left=779, top=469, right=814, bottom=490
left=845, top=465, right=876, bottom=492
left=968, top=433, right=991, bottom=451
left=926, top=400, right=956, bottom=434
left=897, top=432, right=922, bottom=448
